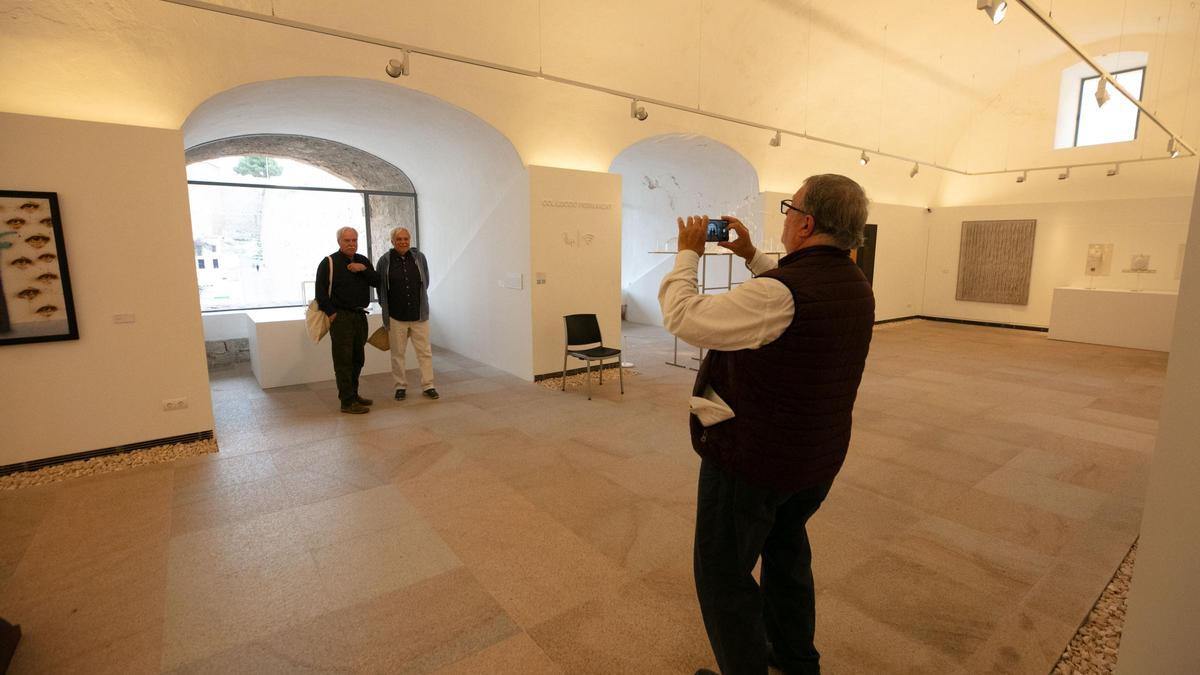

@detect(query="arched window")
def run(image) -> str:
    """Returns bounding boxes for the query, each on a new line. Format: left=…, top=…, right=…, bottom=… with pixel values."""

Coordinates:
left=185, top=136, right=417, bottom=311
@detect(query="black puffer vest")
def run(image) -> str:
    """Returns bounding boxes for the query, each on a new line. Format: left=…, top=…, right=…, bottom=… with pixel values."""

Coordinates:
left=690, top=245, right=875, bottom=491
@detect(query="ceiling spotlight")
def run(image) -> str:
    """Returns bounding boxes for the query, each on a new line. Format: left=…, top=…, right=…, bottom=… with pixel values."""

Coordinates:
left=859, top=150, right=870, bottom=166
left=909, top=163, right=920, bottom=178
left=631, top=100, right=648, bottom=121
left=1015, top=171, right=1027, bottom=183
left=1058, top=167, right=1071, bottom=180
left=1095, top=78, right=1111, bottom=107
left=385, top=51, right=410, bottom=78
left=1106, top=164, right=1120, bottom=177
left=769, top=131, right=782, bottom=147
left=977, top=0, right=1007, bottom=24
left=1167, top=137, right=1180, bottom=158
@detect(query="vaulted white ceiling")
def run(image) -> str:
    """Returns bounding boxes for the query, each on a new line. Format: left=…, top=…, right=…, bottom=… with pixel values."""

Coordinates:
left=1, top=0, right=1197, bottom=205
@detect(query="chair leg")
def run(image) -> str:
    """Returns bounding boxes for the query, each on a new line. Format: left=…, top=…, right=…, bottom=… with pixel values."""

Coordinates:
left=618, top=357, right=624, bottom=395
left=562, top=351, right=568, bottom=392
left=585, top=361, right=592, bottom=400
left=599, top=360, right=603, bottom=385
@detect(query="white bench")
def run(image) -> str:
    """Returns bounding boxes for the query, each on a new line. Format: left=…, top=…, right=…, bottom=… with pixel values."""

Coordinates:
left=244, top=306, right=415, bottom=388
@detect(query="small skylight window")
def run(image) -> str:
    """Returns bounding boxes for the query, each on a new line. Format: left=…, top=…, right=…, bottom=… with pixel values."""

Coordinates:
left=1074, top=67, right=1145, bottom=147
left=1054, top=53, right=1148, bottom=150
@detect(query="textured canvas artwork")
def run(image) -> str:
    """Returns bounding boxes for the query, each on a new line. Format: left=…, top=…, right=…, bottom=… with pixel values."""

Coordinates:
left=956, top=219, right=1037, bottom=305
left=0, top=191, right=78, bottom=345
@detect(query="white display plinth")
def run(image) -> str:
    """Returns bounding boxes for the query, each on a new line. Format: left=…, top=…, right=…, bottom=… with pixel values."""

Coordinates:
left=245, top=306, right=414, bottom=389
left=1048, top=287, right=1178, bottom=352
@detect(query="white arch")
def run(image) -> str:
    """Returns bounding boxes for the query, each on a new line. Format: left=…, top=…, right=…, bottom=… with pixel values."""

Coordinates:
left=184, top=77, right=533, bottom=378
left=610, top=133, right=760, bottom=325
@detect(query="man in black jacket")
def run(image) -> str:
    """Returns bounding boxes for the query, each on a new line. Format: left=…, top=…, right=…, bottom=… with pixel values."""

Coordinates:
left=315, top=227, right=380, bottom=414
left=659, top=175, right=875, bottom=675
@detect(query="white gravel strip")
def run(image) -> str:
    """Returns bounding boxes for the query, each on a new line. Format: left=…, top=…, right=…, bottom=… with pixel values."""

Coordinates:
left=1052, top=540, right=1137, bottom=675
left=0, top=438, right=218, bottom=490
left=539, top=368, right=640, bottom=391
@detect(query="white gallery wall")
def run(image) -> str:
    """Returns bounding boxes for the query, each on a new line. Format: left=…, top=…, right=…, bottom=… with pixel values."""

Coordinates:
left=183, top=78, right=534, bottom=381
left=0, top=112, right=214, bottom=465
left=867, top=202, right=932, bottom=321
left=1115, top=169, right=1200, bottom=675
left=923, top=195, right=1193, bottom=327
left=528, top=166, right=623, bottom=378
left=610, top=134, right=761, bottom=325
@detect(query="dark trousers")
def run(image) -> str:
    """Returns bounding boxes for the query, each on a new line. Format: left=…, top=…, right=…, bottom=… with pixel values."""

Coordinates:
left=694, top=458, right=833, bottom=675
left=329, top=310, right=367, bottom=405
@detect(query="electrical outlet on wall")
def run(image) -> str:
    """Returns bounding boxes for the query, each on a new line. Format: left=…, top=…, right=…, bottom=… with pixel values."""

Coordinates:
left=162, top=397, right=188, bottom=411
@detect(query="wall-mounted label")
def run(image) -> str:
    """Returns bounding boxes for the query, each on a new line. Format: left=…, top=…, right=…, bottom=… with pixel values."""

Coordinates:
left=541, top=200, right=613, bottom=210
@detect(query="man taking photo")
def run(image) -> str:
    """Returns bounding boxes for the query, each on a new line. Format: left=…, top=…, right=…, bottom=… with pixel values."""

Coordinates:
left=659, top=174, right=875, bottom=675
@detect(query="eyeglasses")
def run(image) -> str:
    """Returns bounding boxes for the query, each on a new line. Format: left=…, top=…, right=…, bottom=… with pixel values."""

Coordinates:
left=780, top=199, right=808, bottom=216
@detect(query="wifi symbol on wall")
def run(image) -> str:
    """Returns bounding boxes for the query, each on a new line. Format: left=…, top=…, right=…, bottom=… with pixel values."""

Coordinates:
left=581, top=233, right=595, bottom=246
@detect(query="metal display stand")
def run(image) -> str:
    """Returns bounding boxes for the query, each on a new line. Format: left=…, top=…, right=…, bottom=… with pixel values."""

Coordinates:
left=651, top=250, right=783, bottom=370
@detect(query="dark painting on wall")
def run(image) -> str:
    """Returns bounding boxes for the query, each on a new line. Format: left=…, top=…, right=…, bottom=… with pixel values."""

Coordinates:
left=0, top=191, right=78, bottom=346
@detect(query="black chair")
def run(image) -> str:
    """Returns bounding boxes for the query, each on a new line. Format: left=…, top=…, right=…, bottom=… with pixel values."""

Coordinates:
left=562, top=313, right=623, bottom=400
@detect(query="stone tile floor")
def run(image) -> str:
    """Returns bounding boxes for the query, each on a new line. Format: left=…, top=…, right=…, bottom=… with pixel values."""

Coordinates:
left=0, top=320, right=1162, bottom=673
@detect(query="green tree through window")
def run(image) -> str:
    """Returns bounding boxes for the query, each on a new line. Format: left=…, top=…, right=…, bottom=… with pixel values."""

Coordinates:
left=233, top=156, right=283, bottom=179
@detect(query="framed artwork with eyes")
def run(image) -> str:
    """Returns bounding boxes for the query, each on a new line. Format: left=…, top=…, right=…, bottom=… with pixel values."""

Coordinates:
left=0, top=190, right=78, bottom=346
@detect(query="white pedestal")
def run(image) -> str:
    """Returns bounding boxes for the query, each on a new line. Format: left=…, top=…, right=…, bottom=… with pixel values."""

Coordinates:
left=1048, top=287, right=1178, bottom=352
left=245, top=306, right=415, bottom=389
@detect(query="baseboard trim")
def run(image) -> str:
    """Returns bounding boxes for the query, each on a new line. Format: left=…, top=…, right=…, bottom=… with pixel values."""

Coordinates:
left=916, top=315, right=1049, bottom=333
left=875, top=315, right=920, bottom=325
left=0, top=430, right=216, bottom=477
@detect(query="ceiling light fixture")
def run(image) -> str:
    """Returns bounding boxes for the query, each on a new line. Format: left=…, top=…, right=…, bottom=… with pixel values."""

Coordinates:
left=1015, top=171, right=1027, bottom=183
left=1095, top=78, right=1111, bottom=107
left=977, top=0, right=1007, bottom=25
left=1168, top=137, right=1180, bottom=158
left=859, top=150, right=870, bottom=166
left=630, top=100, right=648, bottom=121
left=1106, top=164, right=1120, bottom=177
left=769, top=130, right=781, bottom=147
left=384, top=51, right=410, bottom=78
left=909, top=163, right=920, bottom=178
left=1058, top=167, right=1071, bottom=180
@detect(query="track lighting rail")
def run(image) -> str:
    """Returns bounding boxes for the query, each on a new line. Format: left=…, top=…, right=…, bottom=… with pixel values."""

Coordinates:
left=163, top=0, right=1195, bottom=179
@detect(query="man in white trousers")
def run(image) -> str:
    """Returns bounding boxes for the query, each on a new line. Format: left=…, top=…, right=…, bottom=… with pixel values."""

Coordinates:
left=376, top=227, right=438, bottom=400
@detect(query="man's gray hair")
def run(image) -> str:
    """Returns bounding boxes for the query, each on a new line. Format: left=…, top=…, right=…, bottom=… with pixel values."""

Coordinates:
left=802, top=174, right=869, bottom=249
left=335, top=226, right=357, bottom=239
left=390, top=226, right=411, bottom=239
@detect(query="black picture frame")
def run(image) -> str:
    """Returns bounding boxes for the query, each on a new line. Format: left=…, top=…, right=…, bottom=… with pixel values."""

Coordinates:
left=0, top=190, right=79, bottom=346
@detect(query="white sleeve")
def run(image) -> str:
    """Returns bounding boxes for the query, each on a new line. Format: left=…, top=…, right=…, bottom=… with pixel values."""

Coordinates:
left=747, top=250, right=779, bottom=276
left=658, top=251, right=795, bottom=351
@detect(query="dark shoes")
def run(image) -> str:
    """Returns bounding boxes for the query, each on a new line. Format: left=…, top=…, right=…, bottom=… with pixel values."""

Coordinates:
left=340, top=401, right=369, bottom=414
left=355, top=396, right=373, bottom=406
left=393, top=389, right=436, bottom=401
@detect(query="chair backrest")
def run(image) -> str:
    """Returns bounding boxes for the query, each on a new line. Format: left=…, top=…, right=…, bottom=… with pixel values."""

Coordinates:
left=564, top=313, right=603, bottom=347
